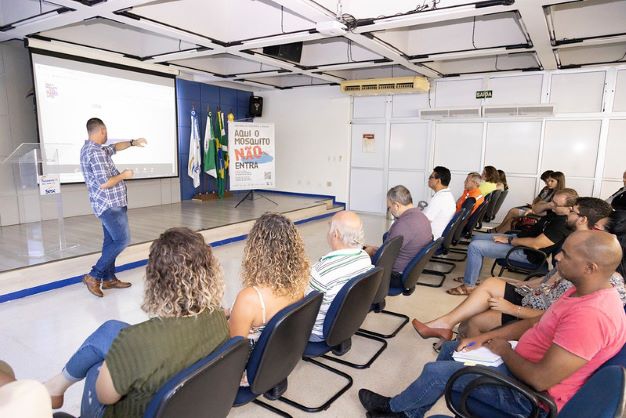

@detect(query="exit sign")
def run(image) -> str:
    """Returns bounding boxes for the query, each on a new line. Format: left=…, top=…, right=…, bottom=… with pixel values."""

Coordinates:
left=476, top=90, right=493, bottom=99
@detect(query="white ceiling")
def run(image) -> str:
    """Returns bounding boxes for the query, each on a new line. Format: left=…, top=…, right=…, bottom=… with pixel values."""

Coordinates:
left=1, top=0, right=625, bottom=90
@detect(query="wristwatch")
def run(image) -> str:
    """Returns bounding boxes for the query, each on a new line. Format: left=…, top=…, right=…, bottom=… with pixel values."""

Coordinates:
left=130, top=139, right=135, bottom=146
left=508, top=236, right=514, bottom=245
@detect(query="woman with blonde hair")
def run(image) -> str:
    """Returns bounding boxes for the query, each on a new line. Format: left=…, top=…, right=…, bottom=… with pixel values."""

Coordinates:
left=44, top=227, right=228, bottom=417
left=229, top=213, right=310, bottom=356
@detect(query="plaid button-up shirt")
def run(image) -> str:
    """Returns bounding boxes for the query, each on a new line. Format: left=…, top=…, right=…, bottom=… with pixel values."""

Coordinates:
left=80, top=140, right=127, bottom=216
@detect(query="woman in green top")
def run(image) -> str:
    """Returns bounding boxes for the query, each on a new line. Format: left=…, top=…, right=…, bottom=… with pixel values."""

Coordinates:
left=44, top=227, right=229, bottom=417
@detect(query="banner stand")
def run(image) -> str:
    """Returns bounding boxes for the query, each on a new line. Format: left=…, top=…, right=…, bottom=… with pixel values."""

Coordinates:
left=234, top=190, right=278, bottom=208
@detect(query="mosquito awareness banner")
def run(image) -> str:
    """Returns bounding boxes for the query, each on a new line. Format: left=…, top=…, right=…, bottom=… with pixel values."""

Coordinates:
left=228, top=122, right=275, bottom=191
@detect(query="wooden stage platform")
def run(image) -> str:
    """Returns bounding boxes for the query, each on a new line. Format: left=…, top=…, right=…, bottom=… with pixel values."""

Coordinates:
left=0, top=192, right=343, bottom=302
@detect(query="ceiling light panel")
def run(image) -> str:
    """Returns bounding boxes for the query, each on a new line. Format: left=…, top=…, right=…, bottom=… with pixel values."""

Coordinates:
left=548, top=0, right=626, bottom=42
left=557, top=42, right=626, bottom=66
left=372, top=12, right=527, bottom=57
left=38, top=18, right=197, bottom=59
left=129, top=0, right=315, bottom=44
left=170, top=53, right=281, bottom=76
left=0, top=0, right=65, bottom=28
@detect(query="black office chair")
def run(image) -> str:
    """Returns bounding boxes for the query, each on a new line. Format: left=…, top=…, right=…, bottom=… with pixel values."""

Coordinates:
left=448, top=199, right=491, bottom=262
left=143, top=336, right=249, bottom=418
left=482, top=189, right=502, bottom=223
left=491, top=189, right=509, bottom=221
left=278, top=267, right=385, bottom=412
left=438, top=198, right=476, bottom=263
left=425, top=208, right=470, bottom=281
left=489, top=246, right=550, bottom=278
left=233, top=292, right=324, bottom=417
left=359, top=236, right=406, bottom=339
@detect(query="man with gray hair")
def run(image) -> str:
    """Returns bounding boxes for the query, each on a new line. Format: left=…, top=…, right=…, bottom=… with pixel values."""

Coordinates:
left=306, top=211, right=373, bottom=342
left=365, top=185, right=433, bottom=288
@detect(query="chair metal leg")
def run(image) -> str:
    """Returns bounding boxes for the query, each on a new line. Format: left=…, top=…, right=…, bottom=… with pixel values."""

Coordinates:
left=358, top=309, right=409, bottom=339
left=428, top=259, right=456, bottom=274
left=320, top=332, right=387, bottom=369
left=418, top=268, right=447, bottom=288
left=432, top=252, right=468, bottom=263
left=253, top=398, right=293, bottom=417
left=278, top=357, right=353, bottom=412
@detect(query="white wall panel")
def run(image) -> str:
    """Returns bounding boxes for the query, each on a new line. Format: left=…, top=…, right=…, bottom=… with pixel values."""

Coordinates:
left=485, top=121, right=542, bottom=174
left=353, top=96, right=386, bottom=119
left=392, top=93, right=429, bottom=117
left=492, top=177, right=537, bottom=223
left=550, top=71, right=605, bottom=113
left=389, top=122, right=429, bottom=170
left=601, top=180, right=624, bottom=199
left=541, top=120, right=600, bottom=177
left=603, top=119, right=626, bottom=179
left=566, top=178, right=594, bottom=196
left=388, top=170, right=426, bottom=205
left=448, top=173, right=466, bottom=202
left=349, top=168, right=385, bottom=213
left=614, top=70, right=626, bottom=112
left=434, top=123, right=483, bottom=172
left=434, top=78, right=483, bottom=108
left=351, top=123, right=386, bottom=169
left=485, top=74, right=543, bottom=105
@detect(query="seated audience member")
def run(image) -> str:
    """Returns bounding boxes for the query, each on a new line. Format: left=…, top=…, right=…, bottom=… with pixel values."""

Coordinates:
left=607, top=210, right=626, bottom=276
left=413, top=197, right=620, bottom=340
left=606, top=170, right=626, bottom=210
left=478, top=165, right=499, bottom=196
left=306, top=211, right=373, bottom=342
left=455, top=172, right=484, bottom=215
left=365, top=186, right=432, bottom=288
left=229, top=213, right=309, bottom=362
left=0, top=361, right=52, bottom=418
left=423, top=166, right=456, bottom=239
left=360, top=230, right=626, bottom=418
left=496, top=169, right=508, bottom=191
left=492, top=170, right=564, bottom=233
left=44, top=227, right=229, bottom=417
left=529, top=171, right=567, bottom=217
left=447, top=188, right=578, bottom=296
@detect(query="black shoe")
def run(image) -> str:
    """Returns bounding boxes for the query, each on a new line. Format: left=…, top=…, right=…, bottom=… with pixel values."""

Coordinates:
left=359, top=389, right=391, bottom=413
left=366, top=411, right=406, bottom=418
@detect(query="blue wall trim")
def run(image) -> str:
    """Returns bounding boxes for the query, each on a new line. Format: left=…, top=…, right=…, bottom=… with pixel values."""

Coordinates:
left=252, top=189, right=345, bottom=206
left=0, top=211, right=339, bottom=304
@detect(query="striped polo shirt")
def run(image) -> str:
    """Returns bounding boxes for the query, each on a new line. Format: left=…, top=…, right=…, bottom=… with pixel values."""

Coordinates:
left=306, top=248, right=373, bottom=341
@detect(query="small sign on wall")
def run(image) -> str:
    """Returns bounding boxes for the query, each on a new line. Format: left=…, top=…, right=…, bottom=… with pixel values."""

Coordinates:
left=362, top=133, right=375, bottom=153
left=39, top=174, right=61, bottom=195
left=476, top=90, right=493, bottom=99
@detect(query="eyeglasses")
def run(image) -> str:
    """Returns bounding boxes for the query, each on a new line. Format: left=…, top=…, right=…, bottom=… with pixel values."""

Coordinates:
left=568, top=207, right=582, bottom=217
left=428, top=175, right=437, bottom=180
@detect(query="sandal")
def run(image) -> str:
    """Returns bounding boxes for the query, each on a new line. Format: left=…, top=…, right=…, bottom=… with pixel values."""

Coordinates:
left=453, top=276, right=465, bottom=283
left=446, top=284, right=474, bottom=296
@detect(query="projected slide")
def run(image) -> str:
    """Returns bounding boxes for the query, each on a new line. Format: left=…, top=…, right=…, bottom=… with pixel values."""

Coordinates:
left=31, top=53, right=178, bottom=183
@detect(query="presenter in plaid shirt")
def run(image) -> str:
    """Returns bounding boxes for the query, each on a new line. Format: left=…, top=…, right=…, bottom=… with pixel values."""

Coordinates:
left=80, top=118, right=147, bottom=297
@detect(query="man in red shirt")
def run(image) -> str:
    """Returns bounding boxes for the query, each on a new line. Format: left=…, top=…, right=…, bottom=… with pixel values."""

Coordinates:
left=455, top=172, right=484, bottom=215
left=359, top=230, right=626, bottom=417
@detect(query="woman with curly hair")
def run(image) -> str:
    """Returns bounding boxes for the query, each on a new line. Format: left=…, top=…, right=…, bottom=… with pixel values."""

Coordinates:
left=229, top=213, right=310, bottom=359
left=44, top=227, right=228, bottom=417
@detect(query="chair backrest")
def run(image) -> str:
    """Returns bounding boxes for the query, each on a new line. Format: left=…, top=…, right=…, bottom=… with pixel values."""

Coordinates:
left=144, top=337, right=250, bottom=418
left=371, top=236, right=403, bottom=306
left=483, top=189, right=502, bottom=222
left=558, top=366, right=626, bottom=418
left=491, top=189, right=509, bottom=220
left=462, top=197, right=490, bottom=236
left=323, top=267, right=384, bottom=347
left=401, top=238, right=444, bottom=290
left=439, top=208, right=467, bottom=253
left=451, top=198, right=476, bottom=245
left=246, top=292, right=323, bottom=395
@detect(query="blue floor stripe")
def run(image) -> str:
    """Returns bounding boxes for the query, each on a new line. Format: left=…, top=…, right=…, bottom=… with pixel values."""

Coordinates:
left=0, top=207, right=343, bottom=304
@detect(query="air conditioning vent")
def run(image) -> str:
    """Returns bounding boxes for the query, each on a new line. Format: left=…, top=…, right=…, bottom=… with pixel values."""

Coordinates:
left=420, top=107, right=482, bottom=120
left=340, top=76, right=429, bottom=96
left=482, top=104, right=555, bottom=117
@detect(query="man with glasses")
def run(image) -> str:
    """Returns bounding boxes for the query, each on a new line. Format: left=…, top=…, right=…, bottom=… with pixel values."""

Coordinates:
left=447, top=188, right=578, bottom=296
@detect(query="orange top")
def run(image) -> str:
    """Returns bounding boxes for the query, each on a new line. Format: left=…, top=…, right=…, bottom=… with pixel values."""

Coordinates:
left=456, top=188, right=484, bottom=214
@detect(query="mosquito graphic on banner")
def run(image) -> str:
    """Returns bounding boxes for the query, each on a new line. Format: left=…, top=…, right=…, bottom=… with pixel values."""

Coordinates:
left=187, top=109, right=201, bottom=188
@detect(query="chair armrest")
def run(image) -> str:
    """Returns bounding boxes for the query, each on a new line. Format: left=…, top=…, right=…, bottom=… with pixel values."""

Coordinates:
left=504, top=246, right=547, bottom=270
left=443, top=365, right=557, bottom=418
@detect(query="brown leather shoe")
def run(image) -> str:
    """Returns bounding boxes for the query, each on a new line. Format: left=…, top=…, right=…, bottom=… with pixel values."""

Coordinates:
left=83, top=274, right=103, bottom=297
left=102, top=277, right=132, bottom=289
left=411, top=318, right=453, bottom=341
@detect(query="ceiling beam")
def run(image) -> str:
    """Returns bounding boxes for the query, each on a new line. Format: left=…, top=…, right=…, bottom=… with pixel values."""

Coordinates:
left=517, top=0, right=558, bottom=69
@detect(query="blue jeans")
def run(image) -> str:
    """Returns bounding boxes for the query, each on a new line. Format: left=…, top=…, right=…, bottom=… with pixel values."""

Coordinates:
left=389, top=341, right=545, bottom=418
left=462, top=233, right=528, bottom=287
left=63, top=320, right=129, bottom=418
left=90, top=206, right=130, bottom=280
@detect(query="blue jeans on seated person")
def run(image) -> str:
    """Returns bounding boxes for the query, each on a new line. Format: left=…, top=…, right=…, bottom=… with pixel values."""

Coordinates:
left=389, top=341, right=546, bottom=418
left=89, top=206, right=131, bottom=281
left=462, top=233, right=529, bottom=288
left=62, top=320, right=129, bottom=418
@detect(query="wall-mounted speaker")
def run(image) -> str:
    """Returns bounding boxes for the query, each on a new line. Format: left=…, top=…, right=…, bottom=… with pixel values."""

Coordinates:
left=249, top=96, right=263, bottom=117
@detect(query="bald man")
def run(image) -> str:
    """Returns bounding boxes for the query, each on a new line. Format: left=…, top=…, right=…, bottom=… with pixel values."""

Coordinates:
left=360, top=230, right=626, bottom=417
left=306, top=211, right=374, bottom=342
